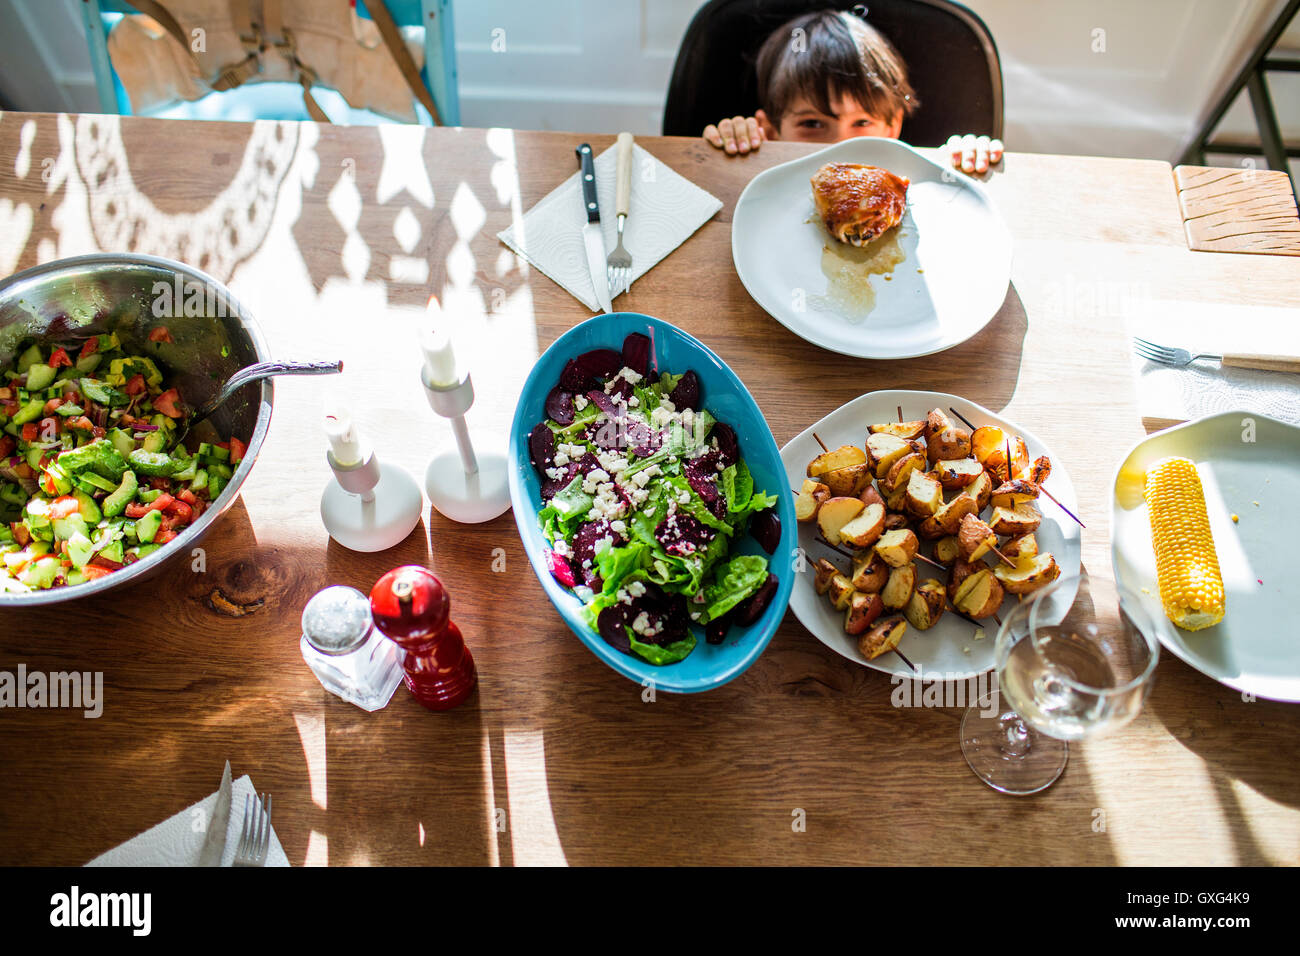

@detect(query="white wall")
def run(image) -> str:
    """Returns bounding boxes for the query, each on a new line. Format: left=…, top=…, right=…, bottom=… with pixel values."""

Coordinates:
left=1, top=0, right=1296, bottom=166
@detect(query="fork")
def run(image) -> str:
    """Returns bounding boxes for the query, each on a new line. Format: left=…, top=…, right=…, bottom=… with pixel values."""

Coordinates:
left=1133, top=337, right=1300, bottom=373
left=606, top=132, right=634, bottom=300
left=232, top=792, right=273, bottom=867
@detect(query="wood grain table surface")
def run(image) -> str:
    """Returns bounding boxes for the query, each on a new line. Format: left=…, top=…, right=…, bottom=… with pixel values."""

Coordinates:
left=1173, top=164, right=1300, bottom=256
left=0, top=112, right=1298, bottom=866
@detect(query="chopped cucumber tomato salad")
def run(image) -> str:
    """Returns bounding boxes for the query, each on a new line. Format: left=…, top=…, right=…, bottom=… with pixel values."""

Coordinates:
left=0, top=333, right=244, bottom=593
left=529, top=331, right=782, bottom=665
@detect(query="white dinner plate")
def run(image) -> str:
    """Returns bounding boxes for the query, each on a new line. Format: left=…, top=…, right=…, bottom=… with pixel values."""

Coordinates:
left=1111, top=411, right=1300, bottom=702
left=781, top=390, right=1082, bottom=681
left=732, top=138, right=1012, bottom=360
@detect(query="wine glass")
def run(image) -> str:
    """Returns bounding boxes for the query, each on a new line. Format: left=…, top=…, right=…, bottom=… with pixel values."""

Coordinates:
left=960, top=573, right=1160, bottom=795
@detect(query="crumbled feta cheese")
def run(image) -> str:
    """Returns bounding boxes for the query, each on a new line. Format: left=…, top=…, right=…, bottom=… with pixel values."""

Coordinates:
left=553, top=451, right=570, bottom=467
left=627, top=581, right=646, bottom=597
left=716, top=462, right=725, bottom=472
left=593, top=535, right=614, bottom=555
left=628, top=396, right=639, bottom=408
left=650, top=406, right=673, bottom=429
left=677, top=490, right=690, bottom=505
left=631, top=611, right=652, bottom=635
left=582, top=468, right=611, bottom=494
left=610, top=519, right=626, bottom=534
left=689, top=612, right=700, bottom=621
left=545, top=466, right=563, bottom=481
left=552, top=539, right=570, bottom=557
left=660, top=399, right=676, bottom=414
left=632, top=471, right=652, bottom=488
left=574, top=585, right=594, bottom=602
left=574, top=395, right=588, bottom=411
left=681, top=408, right=695, bottom=431
left=619, top=367, right=643, bottom=384
left=617, top=588, right=633, bottom=605
left=627, top=486, right=649, bottom=507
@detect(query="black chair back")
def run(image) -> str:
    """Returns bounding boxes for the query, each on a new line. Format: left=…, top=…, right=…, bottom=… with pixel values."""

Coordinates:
left=663, top=0, right=1002, bottom=147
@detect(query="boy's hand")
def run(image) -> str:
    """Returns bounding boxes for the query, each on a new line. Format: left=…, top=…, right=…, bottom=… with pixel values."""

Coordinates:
left=704, top=116, right=765, bottom=155
left=946, top=134, right=1003, bottom=174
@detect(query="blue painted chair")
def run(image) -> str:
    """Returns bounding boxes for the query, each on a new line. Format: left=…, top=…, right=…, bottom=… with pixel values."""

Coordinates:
left=79, top=0, right=459, bottom=125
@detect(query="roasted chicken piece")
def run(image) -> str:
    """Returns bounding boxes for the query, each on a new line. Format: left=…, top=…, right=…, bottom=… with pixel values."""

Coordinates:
left=810, top=162, right=910, bottom=246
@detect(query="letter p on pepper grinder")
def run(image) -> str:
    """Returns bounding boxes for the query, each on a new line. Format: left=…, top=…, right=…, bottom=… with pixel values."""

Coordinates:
left=369, top=566, right=477, bottom=710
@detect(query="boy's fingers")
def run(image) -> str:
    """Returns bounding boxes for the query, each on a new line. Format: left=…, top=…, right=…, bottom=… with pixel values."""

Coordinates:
left=960, top=134, right=977, bottom=173
left=946, top=133, right=964, bottom=166
left=731, top=116, right=750, bottom=153
left=745, top=116, right=762, bottom=149
left=974, top=136, right=990, bottom=174
left=703, top=124, right=723, bottom=149
left=989, top=138, right=1004, bottom=164
left=718, top=118, right=737, bottom=154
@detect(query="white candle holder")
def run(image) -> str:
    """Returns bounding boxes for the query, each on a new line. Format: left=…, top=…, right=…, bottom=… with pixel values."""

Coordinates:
left=320, top=449, right=423, bottom=552
left=420, top=369, right=511, bottom=524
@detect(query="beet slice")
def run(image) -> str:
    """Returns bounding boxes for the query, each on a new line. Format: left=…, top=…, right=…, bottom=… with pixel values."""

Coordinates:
left=655, top=512, right=716, bottom=556
left=607, top=375, right=634, bottom=401
left=546, top=550, right=576, bottom=588
left=597, top=605, right=633, bottom=654
left=625, top=420, right=659, bottom=457
left=711, top=422, right=739, bottom=467
left=559, top=358, right=588, bottom=392
left=575, top=348, right=623, bottom=381
left=734, top=573, right=778, bottom=626
left=528, top=422, right=555, bottom=474
left=669, top=369, right=700, bottom=410
left=586, top=389, right=621, bottom=418
left=621, top=332, right=652, bottom=378
left=749, top=509, right=781, bottom=555
left=540, top=461, right=580, bottom=499
left=706, top=611, right=733, bottom=645
left=545, top=387, right=575, bottom=425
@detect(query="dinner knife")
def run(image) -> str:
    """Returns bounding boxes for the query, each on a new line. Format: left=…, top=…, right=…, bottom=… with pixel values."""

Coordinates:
left=576, top=143, right=614, bottom=314
left=197, top=760, right=232, bottom=867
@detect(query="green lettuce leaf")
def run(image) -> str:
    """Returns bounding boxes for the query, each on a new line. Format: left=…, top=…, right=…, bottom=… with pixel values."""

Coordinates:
left=629, top=631, right=696, bottom=665
left=699, top=554, right=769, bottom=623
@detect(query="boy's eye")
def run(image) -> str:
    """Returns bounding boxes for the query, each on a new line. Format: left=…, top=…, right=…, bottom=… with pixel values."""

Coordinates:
left=853, top=118, right=878, bottom=127
left=797, top=119, right=825, bottom=129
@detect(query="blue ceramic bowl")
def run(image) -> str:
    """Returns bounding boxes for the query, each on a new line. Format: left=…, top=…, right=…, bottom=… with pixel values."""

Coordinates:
left=508, top=313, right=796, bottom=693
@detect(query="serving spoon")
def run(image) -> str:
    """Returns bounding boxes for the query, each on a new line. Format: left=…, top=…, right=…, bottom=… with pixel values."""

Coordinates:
left=173, top=359, right=343, bottom=447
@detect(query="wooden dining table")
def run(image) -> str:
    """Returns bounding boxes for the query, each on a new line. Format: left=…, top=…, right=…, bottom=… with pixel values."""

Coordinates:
left=1, top=110, right=1298, bottom=867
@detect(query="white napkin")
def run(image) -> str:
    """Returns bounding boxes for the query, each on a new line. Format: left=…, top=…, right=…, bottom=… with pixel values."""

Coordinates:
left=498, top=142, right=723, bottom=312
left=1128, top=300, right=1300, bottom=426
left=85, top=774, right=290, bottom=867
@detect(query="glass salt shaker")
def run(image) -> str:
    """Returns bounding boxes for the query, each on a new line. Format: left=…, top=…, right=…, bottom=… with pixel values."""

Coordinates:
left=300, top=585, right=404, bottom=712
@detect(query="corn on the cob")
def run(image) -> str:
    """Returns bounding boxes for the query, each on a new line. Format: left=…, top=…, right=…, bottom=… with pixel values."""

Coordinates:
left=1144, top=456, right=1225, bottom=631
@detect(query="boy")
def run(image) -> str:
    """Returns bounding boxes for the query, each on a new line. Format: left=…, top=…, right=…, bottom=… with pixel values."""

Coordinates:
left=702, top=10, right=1003, bottom=174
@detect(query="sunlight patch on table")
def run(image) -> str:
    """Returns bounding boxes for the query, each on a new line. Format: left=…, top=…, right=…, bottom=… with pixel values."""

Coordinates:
left=481, top=729, right=500, bottom=866
left=304, top=829, right=328, bottom=866
left=293, top=710, right=327, bottom=811
left=1080, top=740, right=1237, bottom=865
left=503, top=727, right=568, bottom=866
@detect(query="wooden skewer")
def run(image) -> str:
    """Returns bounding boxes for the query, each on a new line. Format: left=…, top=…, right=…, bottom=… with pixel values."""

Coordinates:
left=799, top=560, right=915, bottom=672
left=915, top=551, right=947, bottom=571
left=815, top=535, right=856, bottom=560
left=1038, top=485, right=1086, bottom=528
left=897, top=405, right=903, bottom=423
left=949, top=405, right=1084, bottom=527
left=813, top=432, right=829, bottom=452
left=948, top=407, right=975, bottom=430
left=990, top=544, right=1016, bottom=567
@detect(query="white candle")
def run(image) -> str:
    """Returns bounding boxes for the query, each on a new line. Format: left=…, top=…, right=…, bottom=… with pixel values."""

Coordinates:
left=324, top=405, right=364, bottom=467
left=420, top=297, right=459, bottom=387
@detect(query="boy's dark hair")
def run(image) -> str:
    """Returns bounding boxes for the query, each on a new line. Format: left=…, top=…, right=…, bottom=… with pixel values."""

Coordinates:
left=756, top=9, right=919, bottom=127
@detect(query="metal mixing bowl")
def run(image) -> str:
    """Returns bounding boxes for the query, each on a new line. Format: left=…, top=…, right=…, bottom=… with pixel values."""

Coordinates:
left=0, top=253, right=273, bottom=606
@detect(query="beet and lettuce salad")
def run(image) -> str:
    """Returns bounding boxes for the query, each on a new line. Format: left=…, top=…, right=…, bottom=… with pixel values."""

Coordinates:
left=528, top=331, right=783, bottom=666
left=0, top=333, right=243, bottom=593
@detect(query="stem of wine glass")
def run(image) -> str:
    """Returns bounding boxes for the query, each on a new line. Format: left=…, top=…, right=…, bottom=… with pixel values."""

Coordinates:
left=999, top=713, right=1033, bottom=757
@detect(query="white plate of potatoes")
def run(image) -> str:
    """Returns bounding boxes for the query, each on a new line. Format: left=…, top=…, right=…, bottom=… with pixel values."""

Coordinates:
left=781, top=390, right=1082, bottom=681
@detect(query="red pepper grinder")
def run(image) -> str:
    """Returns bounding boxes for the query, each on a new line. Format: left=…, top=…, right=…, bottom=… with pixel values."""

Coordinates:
left=369, top=566, right=476, bottom=710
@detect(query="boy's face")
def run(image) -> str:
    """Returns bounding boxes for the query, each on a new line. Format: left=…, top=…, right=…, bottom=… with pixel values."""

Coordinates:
left=760, top=92, right=902, bottom=143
